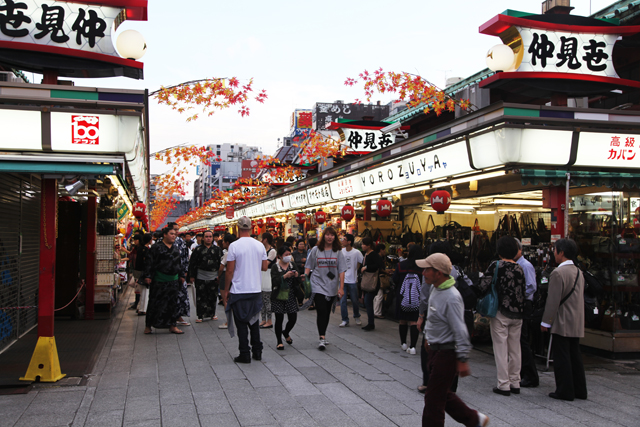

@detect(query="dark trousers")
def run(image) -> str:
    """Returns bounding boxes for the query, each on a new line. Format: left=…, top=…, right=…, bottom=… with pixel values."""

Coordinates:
left=552, top=334, right=587, bottom=400
left=195, top=278, right=218, bottom=320
left=274, top=312, right=297, bottom=345
left=364, top=292, right=375, bottom=327
left=520, top=302, right=539, bottom=385
left=421, top=336, right=458, bottom=392
left=233, top=311, right=262, bottom=359
left=423, top=349, right=478, bottom=427
left=314, top=294, right=334, bottom=337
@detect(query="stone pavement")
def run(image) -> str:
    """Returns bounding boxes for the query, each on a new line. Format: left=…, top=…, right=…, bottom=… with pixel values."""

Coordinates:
left=1, top=288, right=640, bottom=427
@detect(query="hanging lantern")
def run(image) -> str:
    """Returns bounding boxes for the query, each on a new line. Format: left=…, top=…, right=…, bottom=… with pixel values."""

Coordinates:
left=376, top=199, right=392, bottom=217
left=266, top=217, right=277, bottom=228
left=341, top=204, right=355, bottom=221
left=256, top=218, right=264, bottom=228
left=214, top=225, right=226, bottom=232
left=133, top=202, right=146, bottom=218
left=315, top=210, right=327, bottom=224
left=295, top=212, right=306, bottom=225
left=430, top=190, right=451, bottom=214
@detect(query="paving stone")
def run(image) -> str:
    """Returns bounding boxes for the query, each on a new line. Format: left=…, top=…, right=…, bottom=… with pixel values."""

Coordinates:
left=84, top=410, right=124, bottom=427
left=160, top=403, right=199, bottom=427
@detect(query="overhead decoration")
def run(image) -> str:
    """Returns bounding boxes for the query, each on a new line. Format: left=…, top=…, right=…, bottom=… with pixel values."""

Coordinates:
left=266, top=217, right=277, bottom=228
left=214, top=225, right=226, bottom=232
left=430, top=190, right=451, bottom=215
left=315, top=210, right=327, bottom=224
left=376, top=199, right=392, bottom=217
left=133, top=202, right=146, bottom=218
left=295, top=212, right=307, bottom=225
left=256, top=219, right=264, bottom=228
left=341, top=204, right=355, bottom=221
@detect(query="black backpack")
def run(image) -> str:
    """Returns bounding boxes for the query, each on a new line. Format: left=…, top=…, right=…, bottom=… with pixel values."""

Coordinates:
left=453, top=266, right=477, bottom=310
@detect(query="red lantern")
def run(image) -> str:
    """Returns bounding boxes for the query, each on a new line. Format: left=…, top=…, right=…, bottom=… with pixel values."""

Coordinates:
left=256, top=219, right=264, bottom=228
left=133, top=202, right=146, bottom=218
left=251, top=220, right=256, bottom=228
left=430, top=190, right=451, bottom=214
left=266, top=217, right=277, bottom=228
left=295, top=212, right=306, bottom=225
left=376, top=199, right=392, bottom=217
left=214, top=225, right=226, bottom=232
left=341, top=204, right=355, bottom=221
left=315, top=210, right=327, bottom=224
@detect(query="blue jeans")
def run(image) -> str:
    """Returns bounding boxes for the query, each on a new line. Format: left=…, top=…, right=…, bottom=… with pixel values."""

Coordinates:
left=364, top=292, right=375, bottom=327
left=340, top=282, right=361, bottom=323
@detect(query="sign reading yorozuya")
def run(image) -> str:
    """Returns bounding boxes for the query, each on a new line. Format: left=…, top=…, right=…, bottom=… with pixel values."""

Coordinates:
left=358, top=142, right=471, bottom=193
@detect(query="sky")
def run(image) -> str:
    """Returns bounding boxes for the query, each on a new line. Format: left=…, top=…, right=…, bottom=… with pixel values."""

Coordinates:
left=55, top=0, right=616, bottom=195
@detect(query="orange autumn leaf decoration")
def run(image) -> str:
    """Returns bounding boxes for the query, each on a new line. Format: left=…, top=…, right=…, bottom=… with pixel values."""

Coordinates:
left=345, top=69, right=471, bottom=116
left=151, top=77, right=268, bottom=121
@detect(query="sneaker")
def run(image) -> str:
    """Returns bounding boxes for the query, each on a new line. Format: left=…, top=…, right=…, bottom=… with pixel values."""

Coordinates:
left=218, top=323, right=228, bottom=329
left=339, top=321, right=349, bottom=328
left=408, top=347, right=416, bottom=355
left=355, top=317, right=362, bottom=326
left=401, top=343, right=408, bottom=351
left=477, top=412, right=490, bottom=427
left=318, top=339, right=326, bottom=351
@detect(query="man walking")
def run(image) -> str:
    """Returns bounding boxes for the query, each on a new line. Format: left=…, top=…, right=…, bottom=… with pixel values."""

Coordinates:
left=169, top=222, right=191, bottom=326
left=339, top=234, right=362, bottom=327
left=514, top=239, right=539, bottom=388
left=224, top=216, right=268, bottom=364
left=417, top=253, right=489, bottom=427
left=541, top=238, right=587, bottom=401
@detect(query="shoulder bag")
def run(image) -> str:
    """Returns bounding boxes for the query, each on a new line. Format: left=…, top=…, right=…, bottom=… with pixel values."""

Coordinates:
left=360, top=253, right=378, bottom=293
left=476, top=261, right=500, bottom=318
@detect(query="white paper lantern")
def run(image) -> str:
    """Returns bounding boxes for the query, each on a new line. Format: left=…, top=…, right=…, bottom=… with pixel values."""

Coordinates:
left=486, top=44, right=515, bottom=72
left=116, top=30, right=147, bottom=60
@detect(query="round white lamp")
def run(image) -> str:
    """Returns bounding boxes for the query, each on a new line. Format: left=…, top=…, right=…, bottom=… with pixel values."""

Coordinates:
left=116, top=30, right=147, bottom=60
left=486, top=44, right=515, bottom=72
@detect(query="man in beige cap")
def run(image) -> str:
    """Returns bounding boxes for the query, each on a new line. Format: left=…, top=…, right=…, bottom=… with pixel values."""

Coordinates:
left=417, top=253, right=489, bottom=427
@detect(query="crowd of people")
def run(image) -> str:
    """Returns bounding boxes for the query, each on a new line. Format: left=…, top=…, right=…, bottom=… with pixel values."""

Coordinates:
left=123, top=218, right=588, bottom=427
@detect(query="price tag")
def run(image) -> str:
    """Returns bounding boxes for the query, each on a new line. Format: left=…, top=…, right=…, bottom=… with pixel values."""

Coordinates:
left=594, top=307, right=599, bottom=315
left=619, top=238, right=627, bottom=245
left=541, top=277, right=549, bottom=284
left=633, top=315, right=639, bottom=321
left=522, top=238, right=531, bottom=246
left=551, top=234, right=561, bottom=243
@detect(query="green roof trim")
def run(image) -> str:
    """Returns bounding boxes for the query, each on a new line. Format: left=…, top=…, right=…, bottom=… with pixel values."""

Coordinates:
left=0, top=162, right=113, bottom=174
left=339, top=167, right=346, bottom=173
left=501, top=9, right=536, bottom=18
left=51, top=89, right=99, bottom=100
left=504, top=107, right=539, bottom=118
left=521, top=169, right=640, bottom=188
left=423, top=134, right=437, bottom=144
left=373, top=154, right=382, bottom=161
left=337, top=118, right=391, bottom=124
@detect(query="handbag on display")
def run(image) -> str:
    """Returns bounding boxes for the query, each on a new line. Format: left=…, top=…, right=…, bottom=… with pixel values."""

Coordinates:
left=387, top=228, right=401, bottom=245
left=621, top=305, right=640, bottom=330
left=379, top=273, right=391, bottom=290
left=373, top=228, right=384, bottom=246
left=476, top=261, right=500, bottom=318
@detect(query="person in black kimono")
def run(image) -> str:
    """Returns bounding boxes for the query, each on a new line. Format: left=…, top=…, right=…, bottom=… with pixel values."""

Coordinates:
left=143, top=227, right=185, bottom=334
left=169, top=222, right=191, bottom=325
left=188, top=230, right=223, bottom=322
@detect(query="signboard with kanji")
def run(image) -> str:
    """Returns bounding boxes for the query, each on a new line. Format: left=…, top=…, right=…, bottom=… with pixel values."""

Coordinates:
left=575, top=132, right=639, bottom=168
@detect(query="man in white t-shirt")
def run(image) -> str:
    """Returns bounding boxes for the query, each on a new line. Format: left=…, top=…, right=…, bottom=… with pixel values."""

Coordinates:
left=224, top=217, right=268, bottom=363
left=339, top=234, right=363, bottom=327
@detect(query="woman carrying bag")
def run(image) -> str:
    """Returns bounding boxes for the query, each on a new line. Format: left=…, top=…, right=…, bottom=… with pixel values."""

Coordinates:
left=260, top=232, right=277, bottom=329
left=475, top=236, right=526, bottom=397
left=304, top=227, right=346, bottom=350
left=360, top=237, right=382, bottom=331
left=270, top=246, right=303, bottom=350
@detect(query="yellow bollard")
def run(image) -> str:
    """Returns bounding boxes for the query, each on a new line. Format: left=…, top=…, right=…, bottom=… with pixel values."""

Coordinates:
left=20, top=336, right=66, bottom=382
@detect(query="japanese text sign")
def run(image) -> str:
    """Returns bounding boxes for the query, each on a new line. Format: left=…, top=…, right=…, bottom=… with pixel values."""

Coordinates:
left=575, top=132, right=639, bottom=168
left=72, top=115, right=99, bottom=145
left=517, top=27, right=618, bottom=77
left=289, top=190, right=308, bottom=209
left=330, top=176, right=363, bottom=200
left=337, top=129, right=396, bottom=154
left=0, top=0, right=123, bottom=58
left=306, top=183, right=332, bottom=204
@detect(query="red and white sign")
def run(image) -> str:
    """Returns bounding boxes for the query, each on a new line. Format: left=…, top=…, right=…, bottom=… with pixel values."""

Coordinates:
left=376, top=199, right=392, bottom=217
left=330, top=176, right=363, bottom=200
left=72, top=115, right=99, bottom=145
left=225, top=206, right=234, bottom=219
left=315, top=210, right=327, bottom=224
left=341, top=205, right=355, bottom=221
left=575, top=132, right=640, bottom=168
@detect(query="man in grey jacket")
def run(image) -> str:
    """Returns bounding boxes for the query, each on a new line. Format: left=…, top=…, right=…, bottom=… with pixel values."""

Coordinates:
left=541, top=238, right=587, bottom=401
left=417, top=253, right=489, bottom=427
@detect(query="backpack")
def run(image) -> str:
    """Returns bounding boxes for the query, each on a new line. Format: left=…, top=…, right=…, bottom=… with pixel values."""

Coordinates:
left=400, top=273, right=422, bottom=312
left=453, top=266, right=477, bottom=310
left=267, top=247, right=277, bottom=268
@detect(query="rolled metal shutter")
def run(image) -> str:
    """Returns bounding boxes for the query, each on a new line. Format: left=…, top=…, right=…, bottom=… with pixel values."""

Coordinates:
left=18, top=175, right=40, bottom=337
left=0, top=174, right=40, bottom=353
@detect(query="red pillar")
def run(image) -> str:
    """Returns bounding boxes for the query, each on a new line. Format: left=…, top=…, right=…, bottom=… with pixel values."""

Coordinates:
left=85, top=193, right=97, bottom=320
left=364, top=201, right=371, bottom=221
left=542, top=186, right=566, bottom=239
left=38, top=179, right=57, bottom=337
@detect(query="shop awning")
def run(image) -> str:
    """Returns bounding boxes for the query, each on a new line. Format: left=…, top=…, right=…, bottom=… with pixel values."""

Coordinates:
left=0, top=162, right=116, bottom=174
left=521, top=169, right=640, bottom=188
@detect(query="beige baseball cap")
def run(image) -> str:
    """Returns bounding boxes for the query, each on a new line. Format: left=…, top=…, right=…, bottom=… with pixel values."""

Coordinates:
left=416, top=253, right=452, bottom=275
left=238, top=216, right=252, bottom=230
